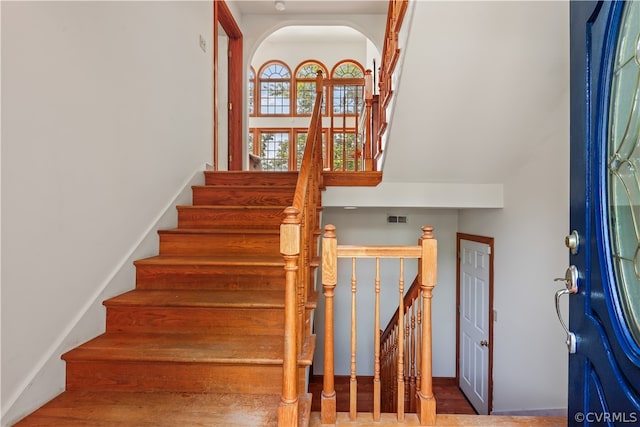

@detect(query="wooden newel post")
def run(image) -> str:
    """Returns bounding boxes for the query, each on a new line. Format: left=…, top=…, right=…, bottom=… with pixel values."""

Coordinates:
left=321, top=225, right=337, bottom=424
left=278, top=207, right=301, bottom=426
left=416, top=226, right=437, bottom=426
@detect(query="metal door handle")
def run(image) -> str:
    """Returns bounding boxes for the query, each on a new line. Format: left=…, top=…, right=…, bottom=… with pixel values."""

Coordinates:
left=554, top=266, right=578, bottom=354
left=480, top=340, right=488, bottom=347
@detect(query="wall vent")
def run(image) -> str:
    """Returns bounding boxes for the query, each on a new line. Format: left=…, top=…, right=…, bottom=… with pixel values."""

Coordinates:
left=387, top=215, right=407, bottom=224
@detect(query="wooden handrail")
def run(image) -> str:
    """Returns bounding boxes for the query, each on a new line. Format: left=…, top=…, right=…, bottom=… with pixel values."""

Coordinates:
left=380, top=275, right=422, bottom=414
left=278, top=71, right=325, bottom=427
left=321, top=225, right=438, bottom=425
left=380, top=276, right=421, bottom=345
left=371, top=0, right=408, bottom=168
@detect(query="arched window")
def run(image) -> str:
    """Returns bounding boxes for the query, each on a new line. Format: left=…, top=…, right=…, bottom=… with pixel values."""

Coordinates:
left=332, top=61, right=364, bottom=79
left=258, top=61, right=291, bottom=115
left=294, top=61, right=327, bottom=115
left=330, top=60, right=365, bottom=171
left=248, top=67, right=256, bottom=116
left=331, top=60, right=365, bottom=115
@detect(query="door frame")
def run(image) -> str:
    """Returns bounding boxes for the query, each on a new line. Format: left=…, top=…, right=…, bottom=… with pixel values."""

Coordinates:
left=214, top=0, right=243, bottom=170
left=456, top=232, right=494, bottom=414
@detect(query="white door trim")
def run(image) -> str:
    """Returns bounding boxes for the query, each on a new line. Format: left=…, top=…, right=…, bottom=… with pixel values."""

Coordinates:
left=456, top=233, right=494, bottom=415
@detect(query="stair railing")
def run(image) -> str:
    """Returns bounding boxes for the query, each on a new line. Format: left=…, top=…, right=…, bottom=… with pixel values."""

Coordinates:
left=374, top=0, right=409, bottom=169
left=321, top=225, right=437, bottom=425
left=278, top=71, right=325, bottom=426
left=381, top=275, right=422, bottom=413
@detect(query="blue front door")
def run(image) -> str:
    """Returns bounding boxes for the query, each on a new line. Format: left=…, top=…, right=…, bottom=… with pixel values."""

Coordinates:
left=569, top=1, right=640, bottom=425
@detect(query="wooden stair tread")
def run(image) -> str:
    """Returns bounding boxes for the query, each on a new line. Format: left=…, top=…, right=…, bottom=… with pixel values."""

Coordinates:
left=158, top=228, right=280, bottom=235
left=177, top=204, right=289, bottom=210
left=63, top=333, right=315, bottom=366
left=135, top=255, right=285, bottom=267
left=105, top=289, right=285, bottom=308
left=193, top=185, right=297, bottom=190
left=13, top=391, right=282, bottom=426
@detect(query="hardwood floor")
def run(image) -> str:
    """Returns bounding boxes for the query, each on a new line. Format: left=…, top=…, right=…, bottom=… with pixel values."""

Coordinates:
left=309, top=413, right=567, bottom=426
left=308, top=376, right=567, bottom=426
left=309, top=376, right=476, bottom=415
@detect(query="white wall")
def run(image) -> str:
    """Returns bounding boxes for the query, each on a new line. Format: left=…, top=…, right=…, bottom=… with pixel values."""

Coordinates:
left=1, top=2, right=212, bottom=424
left=458, top=89, right=570, bottom=414
left=314, top=207, right=458, bottom=378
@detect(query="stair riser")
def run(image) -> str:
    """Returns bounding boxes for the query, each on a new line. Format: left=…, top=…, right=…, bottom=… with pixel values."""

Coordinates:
left=66, top=361, right=286, bottom=394
left=177, top=207, right=284, bottom=229
left=192, top=187, right=294, bottom=206
left=135, top=264, right=285, bottom=290
left=204, top=171, right=298, bottom=187
left=106, top=307, right=284, bottom=335
left=158, top=233, right=280, bottom=257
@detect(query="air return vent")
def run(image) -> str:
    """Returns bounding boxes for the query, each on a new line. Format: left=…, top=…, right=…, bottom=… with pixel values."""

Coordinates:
left=387, top=215, right=407, bottom=224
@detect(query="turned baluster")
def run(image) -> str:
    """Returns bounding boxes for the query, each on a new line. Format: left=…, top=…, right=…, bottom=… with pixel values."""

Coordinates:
left=373, top=257, right=381, bottom=420
left=350, top=257, right=358, bottom=420
left=396, top=258, right=405, bottom=421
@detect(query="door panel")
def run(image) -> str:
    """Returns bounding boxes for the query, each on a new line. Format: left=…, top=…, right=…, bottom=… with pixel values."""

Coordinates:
left=459, top=239, right=491, bottom=415
left=569, top=1, right=640, bottom=425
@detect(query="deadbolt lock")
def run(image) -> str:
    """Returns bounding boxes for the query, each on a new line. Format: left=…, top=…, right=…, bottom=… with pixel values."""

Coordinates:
left=565, top=230, right=580, bottom=255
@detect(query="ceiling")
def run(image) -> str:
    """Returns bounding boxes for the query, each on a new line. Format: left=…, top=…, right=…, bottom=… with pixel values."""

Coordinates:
left=263, top=25, right=368, bottom=43
left=228, top=0, right=388, bottom=16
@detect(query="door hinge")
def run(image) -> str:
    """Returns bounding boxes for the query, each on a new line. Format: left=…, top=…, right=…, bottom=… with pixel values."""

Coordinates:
left=487, top=246, right=492, bottom=255
left=229, top=102, right=233, bottom=111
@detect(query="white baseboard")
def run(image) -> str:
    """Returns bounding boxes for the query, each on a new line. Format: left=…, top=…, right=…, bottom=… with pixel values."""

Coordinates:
left=491, top=408, right=568, bottom=417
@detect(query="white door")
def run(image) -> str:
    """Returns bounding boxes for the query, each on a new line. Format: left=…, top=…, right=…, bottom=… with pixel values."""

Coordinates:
left=458, top=238, right=491, bottom=414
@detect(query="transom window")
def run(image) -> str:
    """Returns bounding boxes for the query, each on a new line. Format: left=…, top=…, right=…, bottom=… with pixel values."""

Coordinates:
left=332, top=61, right=364, bottom=79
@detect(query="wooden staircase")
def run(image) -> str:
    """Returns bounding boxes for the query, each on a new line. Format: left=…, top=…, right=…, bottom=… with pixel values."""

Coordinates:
left=15, top=171, right=316, bottom=427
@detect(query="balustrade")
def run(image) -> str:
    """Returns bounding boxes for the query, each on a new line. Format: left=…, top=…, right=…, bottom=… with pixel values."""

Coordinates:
left=320, top=225, right=437, bottom=425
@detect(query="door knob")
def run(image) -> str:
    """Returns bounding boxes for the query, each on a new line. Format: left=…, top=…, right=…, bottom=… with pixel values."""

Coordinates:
left=480, top=340, right=488, bottom=347
left=554, top=266, right=579, bottom=354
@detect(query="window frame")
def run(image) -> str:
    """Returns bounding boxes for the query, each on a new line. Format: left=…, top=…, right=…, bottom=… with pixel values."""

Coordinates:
left=257, top=60, right=293, bottom=117
left=294, top=60, right=328, bottom=117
